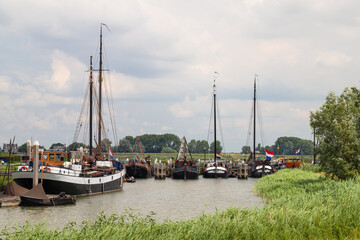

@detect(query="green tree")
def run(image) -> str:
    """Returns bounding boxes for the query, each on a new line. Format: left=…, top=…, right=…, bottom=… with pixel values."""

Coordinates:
left=241, top=146, right=251, bottom=154
left=68, top=142, right=87, bottom=151
left=310, top=87, right=360, bottom=179
left=101, top=138, right=112, bottom=153
left=274, top=137, right=313, bottom=155
left=18, top=143, right=27, bottom=153
left=196, top=140, right=209, bottom=154
left=118, top=139, right=131, bottom=153
left=124, top=136, right=135, bottom=146
left=209, top=140, right=222, bottom=153
left=188, top=139, right=197, bottom=153
left=161, top=147, right=177, bottom=153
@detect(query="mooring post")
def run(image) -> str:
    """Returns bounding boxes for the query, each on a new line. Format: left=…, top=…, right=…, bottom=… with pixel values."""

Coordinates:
left=33, top=141, right=39, bottom=188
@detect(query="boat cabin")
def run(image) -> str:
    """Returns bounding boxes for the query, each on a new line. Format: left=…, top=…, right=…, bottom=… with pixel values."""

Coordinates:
left=39, top=152, right=69, bottom=167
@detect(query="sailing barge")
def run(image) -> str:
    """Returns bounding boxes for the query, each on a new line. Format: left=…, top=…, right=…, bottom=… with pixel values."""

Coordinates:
left=12, top=24, right=126, bottom=195
left=124, top=138, right=151, bottom=178
left=202, top=75, right=229, bottom=178
left=172, top=136, right=199, bottom=179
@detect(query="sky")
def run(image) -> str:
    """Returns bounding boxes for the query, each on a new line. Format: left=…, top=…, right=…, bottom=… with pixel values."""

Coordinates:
left=0, top=0, right=360, bottom=152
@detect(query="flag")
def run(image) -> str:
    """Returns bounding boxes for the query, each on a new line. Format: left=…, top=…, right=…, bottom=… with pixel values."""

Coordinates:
left=109, top=148, right=114, bottom=160
left=265, top=149, right=274, bottom=160
left=216, top=152, right=222, bottom=159
left=296, top=148, right=300, bottom=155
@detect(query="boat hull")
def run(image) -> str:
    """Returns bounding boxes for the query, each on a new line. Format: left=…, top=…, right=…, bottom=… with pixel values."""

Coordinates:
left=172, top=166, right=199, bottom=179
left=203, top=166, right=229, bottom=178
left=124, top=163, right=150, bottom=178
left=250, top=165, right=275, bottom=178
left=12, top=170, right=125, bottom=196
left=20, top=195, right=76, bottom=206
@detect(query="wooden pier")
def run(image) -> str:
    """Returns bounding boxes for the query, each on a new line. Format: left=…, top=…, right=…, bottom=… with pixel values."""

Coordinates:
left=153, top=163, right=167, bottom=179
left=0, top=195, right=20, bottom=207
left=237, top=163, right=248, bottom=179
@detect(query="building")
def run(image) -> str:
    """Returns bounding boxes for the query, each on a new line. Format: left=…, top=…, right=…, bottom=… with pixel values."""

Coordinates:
left=3, top=143, right=18, bottom=154
left=49, top=145, right=66, bottom=152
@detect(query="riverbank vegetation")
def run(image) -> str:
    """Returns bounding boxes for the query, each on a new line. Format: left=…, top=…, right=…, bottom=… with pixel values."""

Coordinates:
left=311, top=87, right=360, bottom=180
left=2, top=168, right=359, bottom=239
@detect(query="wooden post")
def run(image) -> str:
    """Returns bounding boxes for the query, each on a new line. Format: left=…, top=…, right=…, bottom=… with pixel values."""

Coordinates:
left=33, top=141, right=39, bottom=188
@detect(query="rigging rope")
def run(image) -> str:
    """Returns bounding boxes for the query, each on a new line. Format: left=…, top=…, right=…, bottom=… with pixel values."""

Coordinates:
left=245, top=100, right=254, bottom=147
left=244, top=76, right=268, bottom=152
left=206, top=95, right=213, bottom=145
left=216, top=97, right=226, bottom=153
left=256, top=80, right=266, bottom=147
left=72, top=71, right=90, bottom=144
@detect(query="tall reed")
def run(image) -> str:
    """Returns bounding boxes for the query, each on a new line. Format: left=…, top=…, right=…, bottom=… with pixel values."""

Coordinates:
left=2, top=169, right=359, bottom=239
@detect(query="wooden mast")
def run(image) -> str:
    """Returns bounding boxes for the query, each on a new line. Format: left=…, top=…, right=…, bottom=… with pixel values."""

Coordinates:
left=213, top=75, right=217, bottom=178
left=89, top=55, right=93, bottom=155
left=98, top=24, right=103, bottom=149
left=253, top=75, right=257, bottom=161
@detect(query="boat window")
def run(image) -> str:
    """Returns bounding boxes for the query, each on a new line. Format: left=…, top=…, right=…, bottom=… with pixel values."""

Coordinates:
left=43, top=154, right=48, bottom=161
left=49, top=154, right=55, bottom=161
left=56, top=154, right=61, bottom=161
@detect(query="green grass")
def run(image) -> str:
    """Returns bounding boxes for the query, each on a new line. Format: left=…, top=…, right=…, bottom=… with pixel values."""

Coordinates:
left=2, top=169, right=359, bottom=239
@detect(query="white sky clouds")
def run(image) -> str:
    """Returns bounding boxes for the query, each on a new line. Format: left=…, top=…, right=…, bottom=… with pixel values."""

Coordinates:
left=0, top=0, right=360, bottom=151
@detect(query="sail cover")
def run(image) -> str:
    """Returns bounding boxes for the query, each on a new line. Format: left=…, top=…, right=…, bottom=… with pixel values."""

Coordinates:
left=3, top=182, right=29, bottom=196
left=21, top=183, right=50, bottom=203
left=176, top=137, right=186, bottom=160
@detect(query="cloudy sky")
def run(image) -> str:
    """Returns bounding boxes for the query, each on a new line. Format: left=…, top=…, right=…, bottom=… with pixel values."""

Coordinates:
left=1, top=0, right=359, bottom=152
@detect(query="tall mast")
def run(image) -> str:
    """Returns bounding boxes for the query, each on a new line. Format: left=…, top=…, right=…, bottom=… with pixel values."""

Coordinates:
left=213, top=74, right=217, bottom=178
left=89, top=55, right=93, bottom=155
left=98, top=24, right=103, bottom=148
left=253, top=75, right=257, bottom=161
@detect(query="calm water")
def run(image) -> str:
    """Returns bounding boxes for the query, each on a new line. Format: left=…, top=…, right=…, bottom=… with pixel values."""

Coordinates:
left=0, top=177, right=262, bottom=230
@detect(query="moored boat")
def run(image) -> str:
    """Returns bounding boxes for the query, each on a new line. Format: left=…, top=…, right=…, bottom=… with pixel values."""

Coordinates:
left=172, top=136, right=199, bottom=180
left=12, top=24, right=126, bottom=195
left=203, top=161, right=229, bottom=178
left=124, top=138, right=151, bottom=178
left=245, top=75, right=276, bottom=178
left=124, top=160, right=150, bottom=178
left=20, top=183, right=76, bottom=206
left=202, top=75, right=229, bottom=178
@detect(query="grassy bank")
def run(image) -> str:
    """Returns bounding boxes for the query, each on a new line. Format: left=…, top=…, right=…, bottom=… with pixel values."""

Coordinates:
left=2, top=168, right=359, bottom=239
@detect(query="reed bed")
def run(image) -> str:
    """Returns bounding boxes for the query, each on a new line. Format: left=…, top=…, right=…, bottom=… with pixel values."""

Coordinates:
left=2, top=169, right=360, bottom=239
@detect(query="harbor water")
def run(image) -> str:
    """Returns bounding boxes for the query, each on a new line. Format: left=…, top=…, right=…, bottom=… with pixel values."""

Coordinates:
left=0, top=177, right=263, bottom=230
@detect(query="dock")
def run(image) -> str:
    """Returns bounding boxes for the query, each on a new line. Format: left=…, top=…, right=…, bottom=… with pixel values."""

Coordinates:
left=237, top=163, right=248, bottom=179
left=153, top=163, right=167, bottom=179
left=0, top=194, right=20, bottom=207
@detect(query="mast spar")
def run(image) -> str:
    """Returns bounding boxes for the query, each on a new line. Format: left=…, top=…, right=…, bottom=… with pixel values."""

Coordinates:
left=98, top=24, right=103, bottom=148
left=253, top=74, right=257, bottom=161
left=214, top=72, right=218, bottom=178
left=89, top=55, right=93, bottom=155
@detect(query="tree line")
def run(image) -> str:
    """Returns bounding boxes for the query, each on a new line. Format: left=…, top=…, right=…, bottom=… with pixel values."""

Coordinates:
left=17, top=134, right=313, bottom=156
left=241, top=136, right=314, bottom=155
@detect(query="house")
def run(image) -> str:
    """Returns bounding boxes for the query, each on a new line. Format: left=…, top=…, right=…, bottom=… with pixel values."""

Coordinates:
left=3, top=143, right=18, bottom=154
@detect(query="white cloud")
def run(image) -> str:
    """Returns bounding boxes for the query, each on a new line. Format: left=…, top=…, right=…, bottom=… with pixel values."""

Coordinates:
left=314, top=51, right=353, bottom=67
left=1, top=1, right=360, bottom=151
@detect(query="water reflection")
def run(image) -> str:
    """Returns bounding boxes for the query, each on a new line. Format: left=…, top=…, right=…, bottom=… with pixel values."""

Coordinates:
left=0, top=177, right=262, bottom=229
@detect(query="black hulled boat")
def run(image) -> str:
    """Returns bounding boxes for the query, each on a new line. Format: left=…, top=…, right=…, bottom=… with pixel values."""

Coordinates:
left=202, top=74, right=229, bottom=178
left=124, top=137, right=151, bottom=178
left=172, top=137, right=199, bottom=179
left=20, top=183, right=76, bottom=206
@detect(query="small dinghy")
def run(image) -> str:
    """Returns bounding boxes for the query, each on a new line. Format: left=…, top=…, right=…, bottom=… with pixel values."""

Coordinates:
left=20, top=183, right=76, bottom=206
